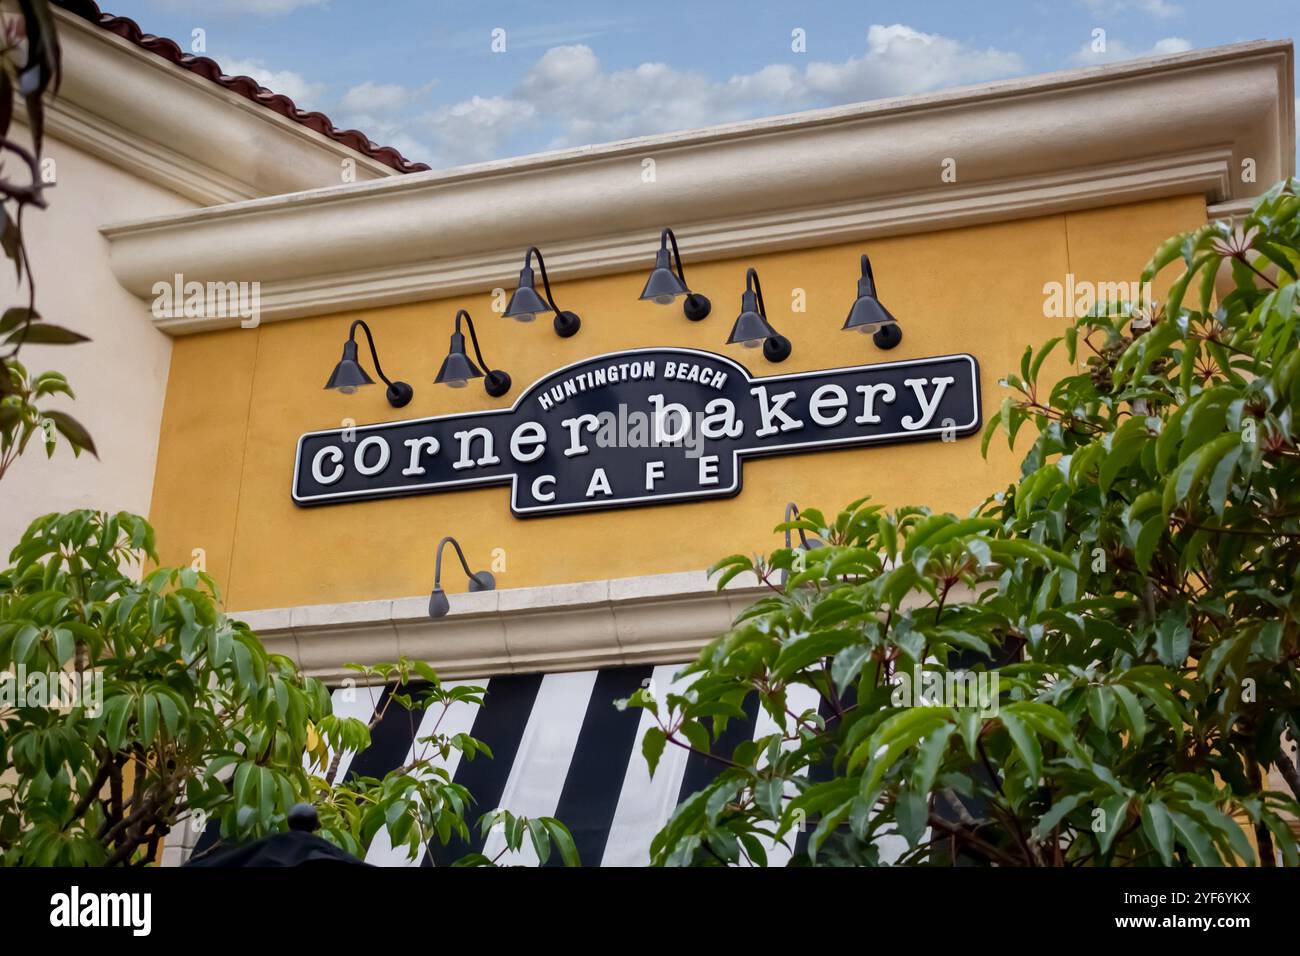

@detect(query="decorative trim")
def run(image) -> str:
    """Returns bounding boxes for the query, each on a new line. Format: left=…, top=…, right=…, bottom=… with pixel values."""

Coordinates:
left=238, top=569, right=977, bottom=684
left=98, top=40, right=1294, bottom=332
left=37, top=97, right=259, bottom=206
left=1206, top=198, right=1258, bottom=226
left=238, top=570, right=769, bottom=684
left=48, top=7, right=399, bottom=205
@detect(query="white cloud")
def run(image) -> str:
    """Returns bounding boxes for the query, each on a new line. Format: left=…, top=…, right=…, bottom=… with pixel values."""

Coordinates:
left=416, top=24, right=1026, bottom=166
left=1071, top=35, right=1192, bottom=65
left=1151, top=37, right=1193, bottom=55
left=438, top=21, right=623, bottom=53
left=228, top=22, right=1026, bottom=169
left=421, top=96, right=538, bottom=164
left=219, top=56, right=327, bottom=109
left=339, top=80, right=438, bottom=116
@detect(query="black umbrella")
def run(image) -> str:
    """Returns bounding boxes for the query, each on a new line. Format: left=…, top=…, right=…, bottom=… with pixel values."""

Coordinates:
left=185, top=804, right=369, bottom=868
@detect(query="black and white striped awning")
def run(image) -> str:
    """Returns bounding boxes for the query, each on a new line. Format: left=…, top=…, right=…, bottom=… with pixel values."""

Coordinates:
left=325, top=663, right=830, bottom=867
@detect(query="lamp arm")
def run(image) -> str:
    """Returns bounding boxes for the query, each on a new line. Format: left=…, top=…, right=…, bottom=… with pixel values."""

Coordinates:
left=784, top=502, right=811, bottom=550
left=348, top=319, right=398, bottom=388
left=664, top=227, right=688, bottom=285
left=746, top=267, right=768, bottom=318
left=860, top=253, right=880, bottom=297
left=433, top=535, right=478, bottom=589
left=456, top=310, right=494, bottom=370
left=526, top=246, right=563, bottom=312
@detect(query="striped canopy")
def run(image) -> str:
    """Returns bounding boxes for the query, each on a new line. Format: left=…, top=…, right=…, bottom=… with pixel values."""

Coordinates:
left=324, top=663, right=831, bottom=867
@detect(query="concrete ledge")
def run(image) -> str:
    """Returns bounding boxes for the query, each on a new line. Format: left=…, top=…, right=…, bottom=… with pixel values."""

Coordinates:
left=238, top=569, right=770, bottom=683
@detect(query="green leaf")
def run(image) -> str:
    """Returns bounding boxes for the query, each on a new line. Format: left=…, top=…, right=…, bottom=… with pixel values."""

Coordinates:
left=1135, top=514, right=1165, bottom=573
left=41, top=410, right=98, bottom=458
left=998, top=711, right=1042, bottom=783
left=4, top=323, right=90, bottom=346
left=1141, top=800, right=1175, bottom=865
left=642, top=727, right=666, bottom=777
left=1112, top=685, right=1147, bottom=747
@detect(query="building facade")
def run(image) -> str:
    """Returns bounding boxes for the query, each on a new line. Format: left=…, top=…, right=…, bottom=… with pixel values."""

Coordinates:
left=8, top=6, right=1296, bottom=865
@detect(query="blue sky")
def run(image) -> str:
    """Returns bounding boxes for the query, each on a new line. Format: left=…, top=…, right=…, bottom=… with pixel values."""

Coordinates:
left=107, top=0, right=1297, bottom=168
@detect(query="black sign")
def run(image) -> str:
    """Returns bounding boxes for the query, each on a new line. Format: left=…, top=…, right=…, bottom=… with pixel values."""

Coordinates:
left=292, top=348, right=981, bottom=516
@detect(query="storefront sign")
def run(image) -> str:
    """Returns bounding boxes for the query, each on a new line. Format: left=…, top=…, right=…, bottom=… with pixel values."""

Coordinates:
left=292, top=348, right=981, bottom=516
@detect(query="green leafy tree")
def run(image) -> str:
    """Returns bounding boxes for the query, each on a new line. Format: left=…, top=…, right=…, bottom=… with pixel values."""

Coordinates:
left=631, top=179, right=1300, bottom=867
left=0, top=510, right=576, bottom=866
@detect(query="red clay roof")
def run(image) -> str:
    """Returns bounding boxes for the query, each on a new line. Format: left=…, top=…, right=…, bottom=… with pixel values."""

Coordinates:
left=56, top=0, right=432, bottom=174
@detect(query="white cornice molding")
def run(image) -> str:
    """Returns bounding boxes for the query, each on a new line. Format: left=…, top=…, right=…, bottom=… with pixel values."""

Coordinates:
left=37, top=96, right=259, bottom=205
left=100, top=40, right=1294, bottom=333
left=239, top=569, right=978, bottom=684
left=238, top=570, right=769, bottom=684
left=1207, top=198, right=1259, bottom=225
left=48, top=8, right=398, bottom=205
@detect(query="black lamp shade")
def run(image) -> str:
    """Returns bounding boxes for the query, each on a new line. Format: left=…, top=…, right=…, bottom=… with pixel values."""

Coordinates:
left=842, top=294, right=897, bottom=334
left=505, top=265, right=550, bottom=321
left=727, top=290, right=773, bottom=349
left=428, top=588, right=450, bottom=618
left=325, top=340, right=375, bottom=394
left=842, top=257, right=900, bottom=340
left=640, top=248, right=688, bottom=304
left=435, top=331, right=484, bottom=388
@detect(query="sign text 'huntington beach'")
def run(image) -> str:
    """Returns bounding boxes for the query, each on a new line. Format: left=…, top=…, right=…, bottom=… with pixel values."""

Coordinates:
left=292, top=348, right=981, bottom=516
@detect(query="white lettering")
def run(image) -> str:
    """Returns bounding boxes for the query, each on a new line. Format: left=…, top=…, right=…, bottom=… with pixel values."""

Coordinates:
left=751, top=386, right=803, bottom=437
left=311, top=446, right=344, bottom=485
left=561, top=414, right=601, bottom=458
left=647, top=393, right=691, bottom=444
left=532, top=474, right=556, bottom=502
left=401, top=436, right=439, bottom=476
left=510, top=421, right=547, bottom=463
left=699, top=398, right=743, bottom=439
left=586, top=468, right=613, bottom=498
left=354, top=436, right=390, bottom=476
left=452, top=427, right=501, bottom=470
left=855, top=383, right=896, bottom=425
left=901, top=377, right=955, bottom=430
left=809, top=384, right=848, bottom=427
left=698, top=455, right=720, bottom=486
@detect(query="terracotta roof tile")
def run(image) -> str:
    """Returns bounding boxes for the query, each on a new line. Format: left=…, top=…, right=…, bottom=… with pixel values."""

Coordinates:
left=55, top=0, right=431, bottom=174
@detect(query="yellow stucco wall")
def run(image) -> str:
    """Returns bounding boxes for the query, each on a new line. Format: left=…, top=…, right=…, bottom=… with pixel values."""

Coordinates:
left=148, top=195, right=1206, bottom=611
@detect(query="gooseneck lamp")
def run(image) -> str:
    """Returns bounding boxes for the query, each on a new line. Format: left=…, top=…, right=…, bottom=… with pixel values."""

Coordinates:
left=842, top=253, right=902, bottom=349
left=639, top=227, right=711, bottom=321
left=504, top=246, right=581, bottom=338
left=781, top=502, right=826, bottom=586
left=324, top=319, right=414, bottom=408
left=726, top=267, right=791, bottom=363
left=435, top=309, right=512, bottom=397
left=428, top=535, right=496, bottom=618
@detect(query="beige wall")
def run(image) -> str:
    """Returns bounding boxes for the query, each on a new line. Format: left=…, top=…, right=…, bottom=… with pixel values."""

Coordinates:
left=0, top=128, right=194, bottom=554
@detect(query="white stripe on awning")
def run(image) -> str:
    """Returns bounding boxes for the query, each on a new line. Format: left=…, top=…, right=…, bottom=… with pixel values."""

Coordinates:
left=600, top=664, right=694, bottom=866
left=480, top=670, right=597, bottom=865
left=744, top=681, right=823, bottom=867
left=363, top=680, right=486, bottom=867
